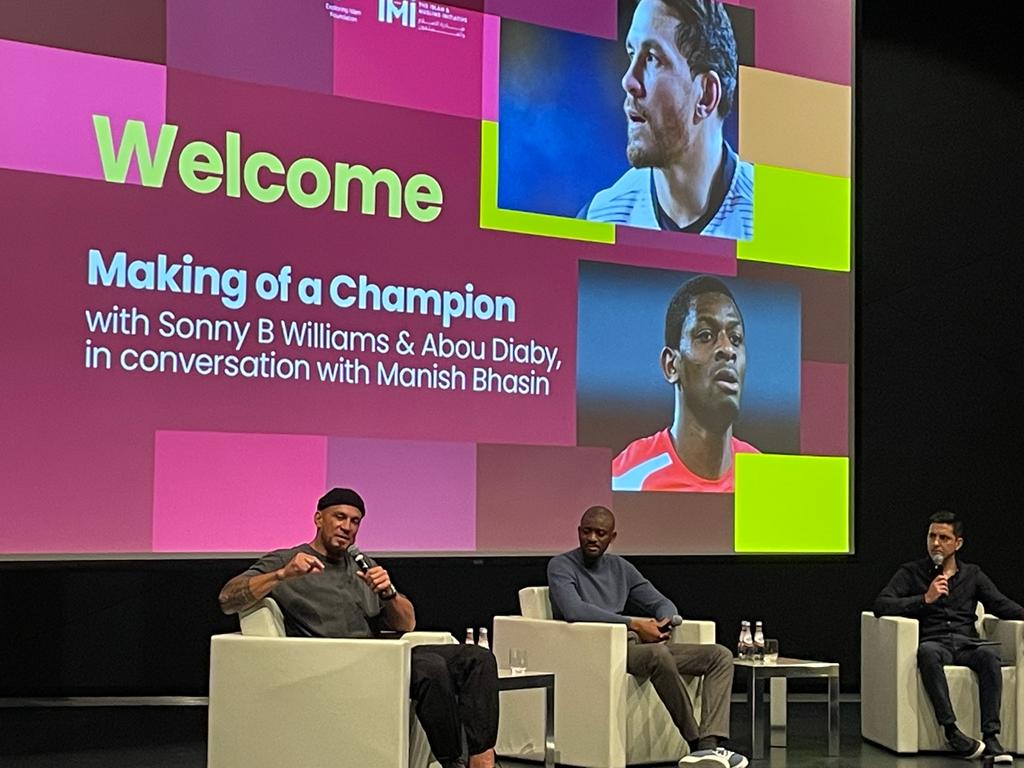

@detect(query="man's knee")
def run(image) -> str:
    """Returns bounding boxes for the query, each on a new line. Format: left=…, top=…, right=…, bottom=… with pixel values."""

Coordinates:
left=917, top=643, right=946, bottom=669
left=641, top=643, right=676, bottom=677
left=711, top=644, right=733, bottom=668
left=460, top=643, right=498, bottom=674
left=973, top=646, right=1002, bottom=674
left=411, top=652, right=449, bottom=691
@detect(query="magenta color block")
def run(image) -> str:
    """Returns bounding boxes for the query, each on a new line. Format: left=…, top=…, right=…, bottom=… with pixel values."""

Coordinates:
left=481, top=14, right=500, bottom=121
left=333, top=0, right=484, bottom=119
left=613, top=225, right=738, bottom=275
left=0, top=40, right=166, bottom=184
left=734, top=0, right=851, bottom=85
left=166, top=0, right=334, bottom=94
left=612, top=491, right=735, bottom=554
left=800, top=361, right=849, bottom=457
left=0, top=0, right=166, bottom=64
left=485, top=0, right=617, bottom=39
left=326, top=437, right=477, bottom=551
left=152, top=432, right=328, bottom=552
left=475, top=444, right=612, bottom=552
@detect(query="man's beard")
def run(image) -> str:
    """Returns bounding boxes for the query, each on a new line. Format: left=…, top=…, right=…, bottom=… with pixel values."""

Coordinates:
left=627, top=133, right=672, bottom=168
left=625, top=116, right=686, bottom=168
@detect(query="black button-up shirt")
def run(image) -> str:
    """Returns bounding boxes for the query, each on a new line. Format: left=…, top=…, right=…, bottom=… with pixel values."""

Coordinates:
left=874, top=557, right=1024, bottom=642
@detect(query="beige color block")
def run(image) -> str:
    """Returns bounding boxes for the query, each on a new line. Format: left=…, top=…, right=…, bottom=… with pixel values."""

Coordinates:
left=738, top=66, right=851, bottom=178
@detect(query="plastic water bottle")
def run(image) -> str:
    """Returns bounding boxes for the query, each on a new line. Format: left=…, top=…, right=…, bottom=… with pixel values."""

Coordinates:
left=752, top=621, right=765, bottom=661
left=465, top=627, right=475, bottom=644
left=477, top=627, right=490, bottom=650
left=737, top=621, right=753, bottom=658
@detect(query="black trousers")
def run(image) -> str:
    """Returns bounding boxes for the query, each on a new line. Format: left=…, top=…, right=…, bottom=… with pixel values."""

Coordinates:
left=918, top=636, right=1004, bottom=735
left=410, top=643, right=498, bottom=762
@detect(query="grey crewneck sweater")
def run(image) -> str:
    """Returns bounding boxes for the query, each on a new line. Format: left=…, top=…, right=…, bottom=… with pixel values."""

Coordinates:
left=547, top=548, right=677, bottom=624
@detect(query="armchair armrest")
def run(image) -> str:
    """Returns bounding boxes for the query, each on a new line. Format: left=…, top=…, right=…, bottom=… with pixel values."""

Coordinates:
left=402, top=631, right=458, bottom=647
left=492, top=615, right=629, bottom=768
left=675, top=620, right=716, bottom=645
left=860, top=612, right=920, bottom=753
left=982, top=616, right=1024, bottom=754
left=208, top=633, right=413, bottom=768
left=981, top=616, right=1024, bottom=664
left=238, top=597, right=285, bottom=637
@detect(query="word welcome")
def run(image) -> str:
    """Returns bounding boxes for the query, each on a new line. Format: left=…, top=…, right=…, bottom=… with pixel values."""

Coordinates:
left=92, top=115, right=444, bottom=222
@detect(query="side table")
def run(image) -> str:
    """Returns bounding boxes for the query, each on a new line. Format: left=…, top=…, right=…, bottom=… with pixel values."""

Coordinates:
left=733, top=657, right=839, bottom=759
left=497, top=670, right=555, bottom=768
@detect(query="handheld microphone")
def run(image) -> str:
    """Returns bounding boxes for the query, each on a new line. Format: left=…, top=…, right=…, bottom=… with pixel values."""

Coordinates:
left=347, top=544, right=397, bottom=600
left=658, top=614, right=683, bottom=633
left=930, top=552, right=946, bottom=601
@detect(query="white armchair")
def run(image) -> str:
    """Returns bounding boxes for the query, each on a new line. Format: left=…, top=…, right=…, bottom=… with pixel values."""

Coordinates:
left=860, top=609, right=1024, bottom=755
left=207, top=598, right=456, bottom=768
left=492, top=586, right=716, bottom=768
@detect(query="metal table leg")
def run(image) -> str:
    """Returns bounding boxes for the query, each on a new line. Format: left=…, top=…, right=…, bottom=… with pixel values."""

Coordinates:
left=770, top=677, right=787, bottom=748
left=827, top=673, right=840, bottom=756
left=750, top=671, right=767, bottom=760
left=543, top=679, right=555, bottom=768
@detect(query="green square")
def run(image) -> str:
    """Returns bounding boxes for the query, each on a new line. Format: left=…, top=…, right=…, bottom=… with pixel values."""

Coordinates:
left=737, top=164, right=850, bottom=272
left=734, top=453, right=849, bottom=552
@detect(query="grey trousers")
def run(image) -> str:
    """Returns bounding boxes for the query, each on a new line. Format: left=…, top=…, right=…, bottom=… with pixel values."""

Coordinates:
left=626, top=641, right=734, bottom=742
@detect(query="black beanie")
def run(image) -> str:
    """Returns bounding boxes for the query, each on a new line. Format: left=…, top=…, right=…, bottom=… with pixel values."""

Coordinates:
left=316, top=487, right=366, bottom=515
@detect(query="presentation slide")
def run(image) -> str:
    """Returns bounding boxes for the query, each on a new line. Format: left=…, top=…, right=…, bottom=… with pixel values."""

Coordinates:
left=0, top=0, right=852, bottom=557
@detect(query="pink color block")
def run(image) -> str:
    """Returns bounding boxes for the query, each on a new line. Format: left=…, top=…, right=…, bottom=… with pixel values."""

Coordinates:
left=333, top=0, right=484, bottom=119
left=800, top=361, right=849, bottom=456
left=612, top=225, right=738, bottom=274
left=734, top=0, right=852, bottom=85
left=326, top=437, right=477, bottom=551
left=481, top=14, right=500, bottom=121
left=475, top=444, right=611, bottom=552
left=152, top=432, right=328, bottom=552
left=0, top=40, right=166, bottom=183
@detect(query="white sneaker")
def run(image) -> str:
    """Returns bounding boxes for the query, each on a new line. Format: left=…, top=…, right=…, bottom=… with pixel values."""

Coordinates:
left=679, top=747, right=749, bottom=768
left=678, top=752, right=728, bottom=768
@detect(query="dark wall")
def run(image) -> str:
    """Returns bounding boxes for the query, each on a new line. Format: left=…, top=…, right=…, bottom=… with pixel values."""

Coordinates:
left=4, top=2, right=1024, bottom=697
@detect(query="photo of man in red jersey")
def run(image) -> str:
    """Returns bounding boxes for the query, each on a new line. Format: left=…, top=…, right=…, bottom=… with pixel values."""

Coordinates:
left=612, top=274, right=759, bottom=492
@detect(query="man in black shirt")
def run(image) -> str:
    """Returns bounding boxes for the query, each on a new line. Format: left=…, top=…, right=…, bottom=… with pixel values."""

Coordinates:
left=218, top=487, right=498, bottom=768
left=875, top=510, right=1024, bottom=764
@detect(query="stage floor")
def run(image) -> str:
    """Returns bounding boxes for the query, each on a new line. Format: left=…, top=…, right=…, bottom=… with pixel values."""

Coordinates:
left=0, top=702, right=979, bottom=767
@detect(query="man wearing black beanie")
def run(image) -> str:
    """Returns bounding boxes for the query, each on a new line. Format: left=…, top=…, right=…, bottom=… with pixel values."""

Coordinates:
left=219, top=487, right=498, bottom=768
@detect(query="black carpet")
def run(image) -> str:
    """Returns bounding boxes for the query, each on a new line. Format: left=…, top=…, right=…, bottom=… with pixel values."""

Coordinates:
left=0, top=703, right=977, bottom=767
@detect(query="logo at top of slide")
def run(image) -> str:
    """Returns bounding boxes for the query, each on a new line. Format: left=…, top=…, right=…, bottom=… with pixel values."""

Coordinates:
left=378, top=0, right=416, bottom=26
left=376, top=0, right=469, bottom=38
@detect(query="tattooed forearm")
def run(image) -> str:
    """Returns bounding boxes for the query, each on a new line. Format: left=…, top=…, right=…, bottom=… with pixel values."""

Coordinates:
left=218, top=575, right=256, bottom=614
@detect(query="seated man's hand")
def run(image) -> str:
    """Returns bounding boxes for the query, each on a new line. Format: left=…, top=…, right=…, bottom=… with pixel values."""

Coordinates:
left=925, top=573, right=949, bottom=604
left=356, top=564, right=393, bottom=596
left=277, top=551, right=325, bottom=581
left=628, top=617, right=670, bottom=643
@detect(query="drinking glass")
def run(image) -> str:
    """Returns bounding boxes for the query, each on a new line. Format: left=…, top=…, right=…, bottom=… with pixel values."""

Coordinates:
left=763, top=639, right=779, bottom=664
left=509, top=647, right=528, bottom=675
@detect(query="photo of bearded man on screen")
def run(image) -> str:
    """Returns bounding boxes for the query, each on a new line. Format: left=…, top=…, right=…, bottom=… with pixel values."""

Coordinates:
left=581, top=0, right=753, bottom=240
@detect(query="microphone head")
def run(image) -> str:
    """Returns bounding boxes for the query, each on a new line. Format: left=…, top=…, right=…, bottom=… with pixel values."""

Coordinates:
left=670, top=614, right=683, bottom=627
left=346, top=544, right=363, bottom=559
left=931, top=552, right=944, bottom=567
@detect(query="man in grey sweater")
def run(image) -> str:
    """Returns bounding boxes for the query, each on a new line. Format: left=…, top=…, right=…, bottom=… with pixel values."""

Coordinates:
left=547, top=505, right=745, bottom=768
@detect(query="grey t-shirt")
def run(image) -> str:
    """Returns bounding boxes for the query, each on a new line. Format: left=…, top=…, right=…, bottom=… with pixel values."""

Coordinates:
left=243, top=543, right=383, bottom=638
